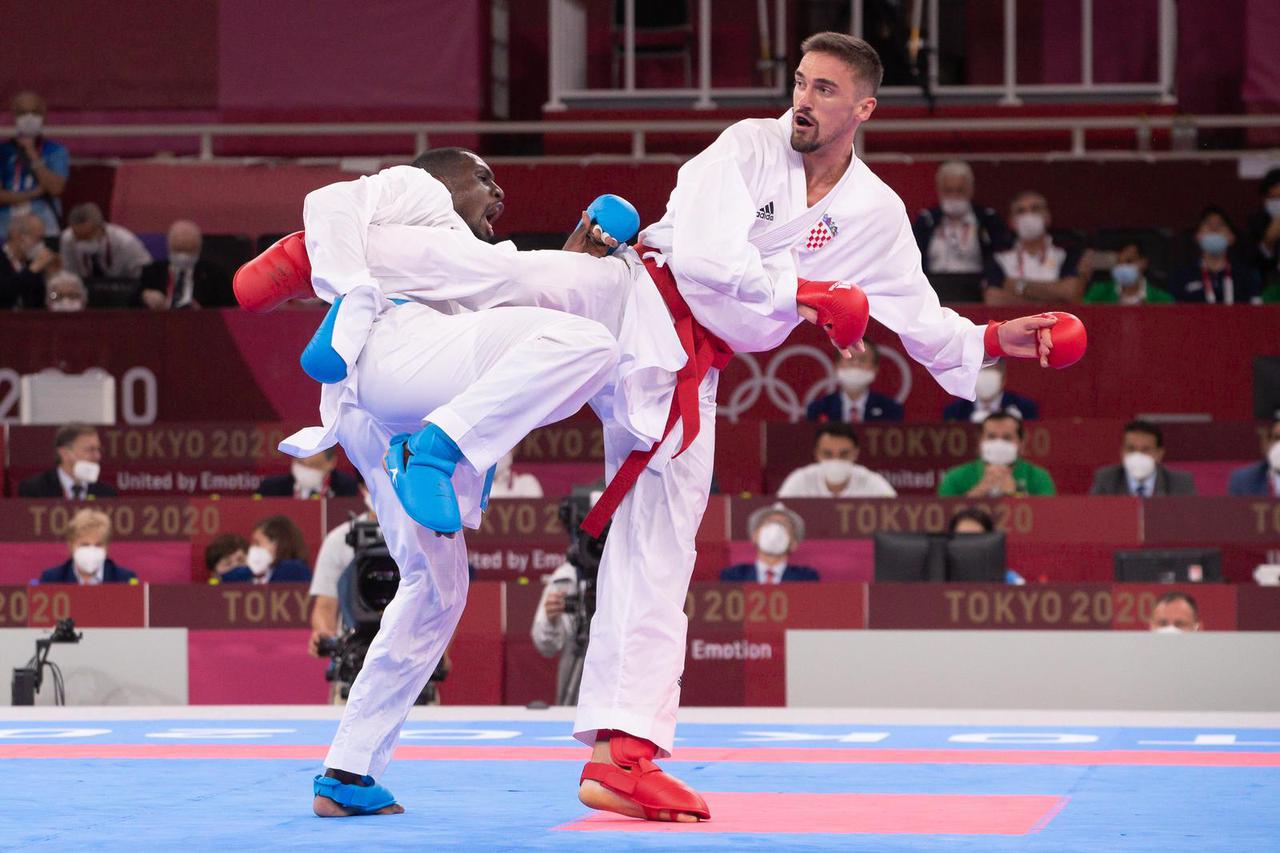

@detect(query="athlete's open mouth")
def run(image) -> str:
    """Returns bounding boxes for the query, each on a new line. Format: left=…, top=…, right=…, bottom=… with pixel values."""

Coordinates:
left=794, top=113, right=814, bottom=128
left=485, top=202, right=504, bottom=224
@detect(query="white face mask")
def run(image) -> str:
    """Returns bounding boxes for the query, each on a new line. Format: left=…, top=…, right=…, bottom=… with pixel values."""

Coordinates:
left=819, top=457, right=855, bottom=487
left=246, top=545, right=273, bottom=576
left=168, top=251, right=198, bottom=270
left=974, top=367, right=1004, bottom=402
left=73, top=545, right=106, bottom=580
left=49, top=297, right=85, bottom=312
left=755, top=522, right=791, bottom=557
left=291, top=461, right=326, bottom=493
left=837, top=366, right=875, bottom=395
left=1123, top=451, right=1157, bottom=481
left=76, top=238, right=103, bottom=254
left=1015, top=212, right=1046, bottom=241
left=1152, top=625, right=1184, bottom=634
left=940, top=197, right=969, bottom=217
left=1265, top=198, right=1280, bottom=220
left=72, top=459, right=100, bottom=484
left=15, top=113, right=43, bottom=138
left=1268, top=441, right=1280, bottom=472
left=980, top=438, right=1018, bottom=466
left=1112, top=263, right=1141, bottom=287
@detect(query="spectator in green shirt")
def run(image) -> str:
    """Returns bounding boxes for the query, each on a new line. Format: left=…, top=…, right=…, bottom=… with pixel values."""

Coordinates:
left=1084, top=241, right=1174, bottom=305
left=938, top=412, right=1057, bottom=497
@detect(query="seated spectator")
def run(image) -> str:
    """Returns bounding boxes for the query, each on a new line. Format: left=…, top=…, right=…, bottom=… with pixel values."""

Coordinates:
left=1149, top=591, right=1201, bottom=633
left=44, top=270, right=87, bottom=312
left=1245, top=167, right=1280, bottom=300
left=948, top=507, right=1025, bottom=585
left=938, top=412, right=1056, bottom=497
left=1091, top=420, right=1195, bottom=497
left=778, top=423, right=896, bottom=498
left=488, top=450, right=544, bottom=499
left=39, top=508, right=137, bottom=585
left=1227, top=417, right=1280, bottom=497
left=988, top=191, right=1088, bottom=305
left=913, top=160, right=1008, bottom=283
left=1, top=91, right=69, bottom=238
left=258, top=448, right=359, bottom=499
left=18, top=422, right=118, bottom=498
left=806, top=342, right=903, bottom=423
left=139, top=220, right=234, bottom=310
left=204, top=533, right=249, bottom=582
left=1083, top=241, right=1174, bottom=305
left=222, top=515, right=312, bottom=584
left=59, top=202, right=152, bottom=287
left=720, top=503, right=819, bottom=583
left=942, top=360, right=1039, bottom=422
left=2, top=212, right=58, bottom=308
left=1171, top=206, right=1263, bottom=305
left=309, top=473, right=376, bottom=655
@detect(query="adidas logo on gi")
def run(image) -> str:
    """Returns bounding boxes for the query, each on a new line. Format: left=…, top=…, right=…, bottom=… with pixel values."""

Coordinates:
left=755, top=201, right=774, bottom=221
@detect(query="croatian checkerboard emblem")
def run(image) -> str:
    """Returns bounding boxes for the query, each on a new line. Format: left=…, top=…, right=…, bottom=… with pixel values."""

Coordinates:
left=805, top=214, right=839, bottom=251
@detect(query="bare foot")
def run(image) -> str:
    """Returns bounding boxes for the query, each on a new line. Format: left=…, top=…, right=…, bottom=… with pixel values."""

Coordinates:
left=577, top=739, right=702, bottom=822
left=312, top=795, right=405, bottom=817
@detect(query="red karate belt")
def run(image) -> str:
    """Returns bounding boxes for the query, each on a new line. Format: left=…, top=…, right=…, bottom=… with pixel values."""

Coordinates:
left=579, top=246, right=734, bottom=537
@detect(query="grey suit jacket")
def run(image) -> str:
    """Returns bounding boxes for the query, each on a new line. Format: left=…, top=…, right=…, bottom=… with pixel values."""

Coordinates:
left=1089, top=464, right=1196, bottom=496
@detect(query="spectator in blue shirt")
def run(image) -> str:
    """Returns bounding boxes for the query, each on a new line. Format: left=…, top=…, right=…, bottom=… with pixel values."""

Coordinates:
left=0, top=91, right=69, bottom=237
left=222, top=515, right=313, bottom=584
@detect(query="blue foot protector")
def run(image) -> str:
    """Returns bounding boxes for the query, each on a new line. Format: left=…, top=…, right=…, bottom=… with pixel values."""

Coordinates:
left=300, top=296, right=349, bottom=384
left=479, top=463, right=497, bottom=511
left=384, top=425, right=463, bottom=533
left=313, top=774, right=397, bottom=816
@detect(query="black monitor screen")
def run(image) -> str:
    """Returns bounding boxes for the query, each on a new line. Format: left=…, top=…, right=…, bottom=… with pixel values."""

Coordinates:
left=1113, top=548, right=1223, bottom=583
left=873, top=532, right=945, bottom=582
left=946, top=532, right=1007, bottom=582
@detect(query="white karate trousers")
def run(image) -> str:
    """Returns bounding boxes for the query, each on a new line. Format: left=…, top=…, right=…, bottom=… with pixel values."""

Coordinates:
left=324, top=302, right=619, bottom=778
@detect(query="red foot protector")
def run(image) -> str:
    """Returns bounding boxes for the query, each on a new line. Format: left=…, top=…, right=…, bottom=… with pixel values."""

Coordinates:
left=796, top=278, right=870, bottom=349
left=559, top=792, right=1068, bottom=835
left=1041, top=311, right=1087, bottom=368
left=233, top=231, right=315, bottom=313
left=579, top=731, right=711, bottom=822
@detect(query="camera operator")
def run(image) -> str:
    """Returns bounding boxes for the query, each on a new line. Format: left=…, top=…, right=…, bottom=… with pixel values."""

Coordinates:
left=530, top=490, right=606, bottom=705
left=308, top=472, right=375, bottom=657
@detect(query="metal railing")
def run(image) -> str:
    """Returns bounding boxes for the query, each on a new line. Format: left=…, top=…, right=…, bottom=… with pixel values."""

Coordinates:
left=44, top=113, right=1280, bottom=163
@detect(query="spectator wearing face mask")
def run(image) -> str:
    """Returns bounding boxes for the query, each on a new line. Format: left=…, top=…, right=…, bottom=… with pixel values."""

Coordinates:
left=257, top=448, right=359, bottom=499
left=39, top=508, right=137, bottom=585
left=18, top=422, right=118, bottom=498
left=308, top=473, right=377, bottom=655
left=487, top=449, right=544, bottom=498
left=806, top=342, right=904, bottom=423
left=221, top=515, right=312, bottom=584
left=1171, top=206, right=1263, bottom=305
left=1245, top=168, right=1280, bottom=300
left=942, top=360, right=1039, bottom=422
left=938, top=412, right=1056, bottom=498
left=988, top=191, right=1089, bottom=305
left=139, top=219, right=234, bottom=310
left=913, top=160, right=1009, bottom=284
left=1090, top=420, right=1195, bottom=497
left=58, top=202, right=151, bottom=287
left=778, top=423, right=896, bottom=498
left=204, top=533, right=249, bottom=582
left=44, top=270, right=87, bottom=312
left=1149, top=591, right=1201, bottom=633
left=720, top=503, right=819, bottom=583
left=1227, top=417, right=1280, bottom=497
left=1083, top=242, right=1175, bottom=305
left=2, top=211, right=58, bottom=308
left=0, top=91, right=69, bottom=238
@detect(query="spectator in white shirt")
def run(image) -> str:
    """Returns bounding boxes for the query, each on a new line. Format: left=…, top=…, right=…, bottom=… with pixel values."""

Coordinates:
left=308, top=476, right=376, bottom=656
left=719, top=502, right=819, bottom=583
left=59, top=202, right=151, bottom=285
left=488, top=449, right=544, bottom=498
left=988, top=191, right=1090, bottom=305
left=778, top=423, right=896, bottom=498
left=530, top=560, right=585, bottom=704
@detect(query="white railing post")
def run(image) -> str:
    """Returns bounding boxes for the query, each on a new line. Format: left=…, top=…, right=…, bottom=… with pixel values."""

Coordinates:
left=774, top=0, right=786, bottom=92
left=624, top=0, right=636, bottom=91
left=1158, top=0, right=1177, bottom=104
left=414, top=132, right=428, bottom=154
left=1071, top=126, right=1085, bottom=156
left=631, top=129, right=646, bottom=158
left=851, top=0, right=863, bottom=39
left=199, top=133, right=212, bottom=161
left=695, top=0, right=714, bottom=109
left=1081, top=0, right=1093, bottom=88
left=927, top=0, right=939, bottom=92
left=1001, top=0, right=1020, bottom=105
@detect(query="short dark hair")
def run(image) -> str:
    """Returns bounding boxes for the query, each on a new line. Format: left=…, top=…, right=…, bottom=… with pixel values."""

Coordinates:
left=1260, top=167, right=1280, bottom=198
left=948, top=507, right=994, bottom=534
left=204, top=533, right=249, bottom=573
left=67, top=202, right=103, bottom=227
left=54, top=423, right=97, bottom=451
left=1197, top=204, right=1235, bottom=236
left=800, top=32, right=884, bottom=95
left=410, top=148, right=476, bottom=183
left=1123, top=419, right=1163, bottom=448
left=1154, top=591, right=1198, bottom=618
left=1118, top=240, right=1147, bottom=259
left=981, top=411, right=1024, bottom=439
left=815, top=422, right=859, bottom=449
left=255, top=515, right=308, bottom=564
